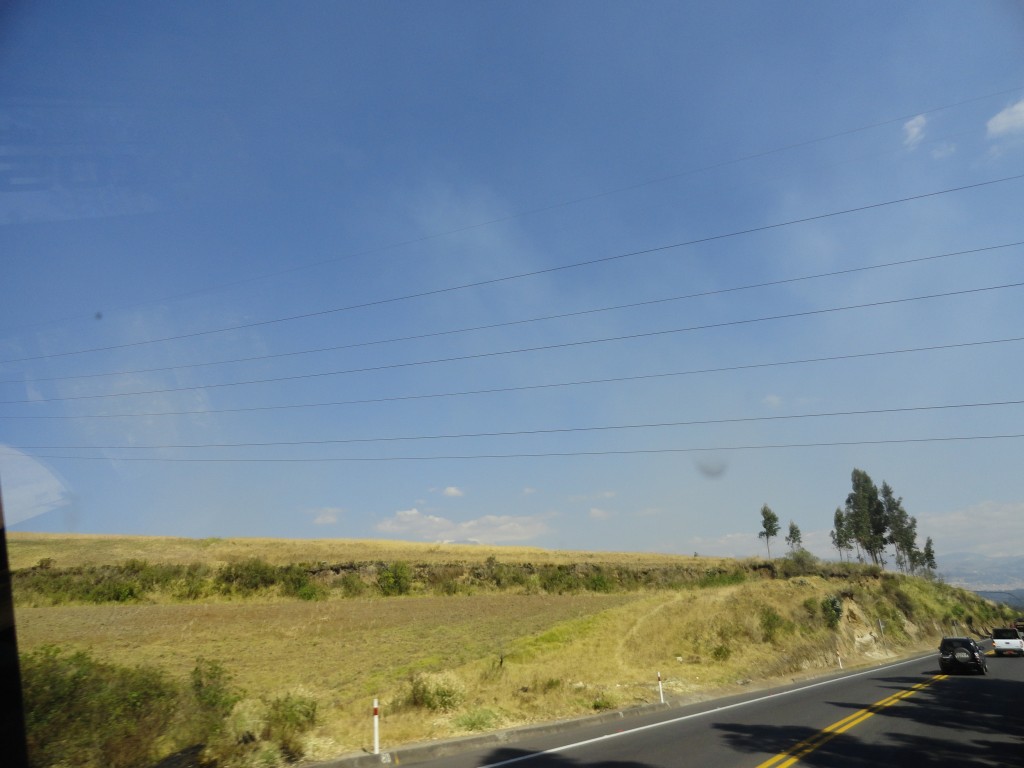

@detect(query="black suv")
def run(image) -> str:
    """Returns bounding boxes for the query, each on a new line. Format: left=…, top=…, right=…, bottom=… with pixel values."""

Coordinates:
left=938, top=636, right=988, bottom=674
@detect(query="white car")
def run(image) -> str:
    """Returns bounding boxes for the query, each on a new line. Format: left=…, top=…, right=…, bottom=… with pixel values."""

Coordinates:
left=992, top=627, right=1024, bottom=656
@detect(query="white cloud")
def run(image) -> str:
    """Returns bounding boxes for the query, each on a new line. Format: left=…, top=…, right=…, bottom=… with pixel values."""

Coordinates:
left=442, top=486, right=464, bottom=497
left=522, top=487, right=537, bottom=495
left=762, top=394, right=783, bottom=409
left=589, top=507, right=612, bottom=520
left=312, top=508, right=342, bottom=525
left=0, top=448, right=71, bottom=526
left=930, top=142, right=956, bottom=159
left=376, top=508, right=549, bottom=543
left=903, top=114, right=926, bottom=149
left=987, top=99, right=1024, bottom=138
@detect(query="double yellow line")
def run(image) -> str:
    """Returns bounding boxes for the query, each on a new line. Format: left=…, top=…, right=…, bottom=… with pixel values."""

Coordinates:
left=755, top=675, right=947, bottom=768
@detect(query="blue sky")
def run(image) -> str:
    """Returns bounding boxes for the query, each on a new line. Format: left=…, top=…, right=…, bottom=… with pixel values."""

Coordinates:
left=2, top=1, right=1024, bottom=562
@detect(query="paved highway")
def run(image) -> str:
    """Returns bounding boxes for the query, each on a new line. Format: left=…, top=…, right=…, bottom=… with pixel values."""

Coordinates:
left=410, top=646, right=1023, bottom=768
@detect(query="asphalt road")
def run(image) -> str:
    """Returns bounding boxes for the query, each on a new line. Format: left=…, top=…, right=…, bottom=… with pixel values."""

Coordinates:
left=410, top=645, right=1023, bottom=768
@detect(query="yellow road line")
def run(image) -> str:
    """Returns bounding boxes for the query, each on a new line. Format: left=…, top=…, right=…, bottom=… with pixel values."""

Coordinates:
left=755, top=675, right=947, bottom=768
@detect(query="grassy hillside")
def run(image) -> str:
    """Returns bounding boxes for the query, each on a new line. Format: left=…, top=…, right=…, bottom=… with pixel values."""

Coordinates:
left=9, top=533, right=1014, bottom=767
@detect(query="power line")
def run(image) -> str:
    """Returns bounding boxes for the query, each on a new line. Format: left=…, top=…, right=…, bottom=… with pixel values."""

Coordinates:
left=7, top=85, right=1020, bottom=335
left=13, top=398, right=1023, bottom=450
left=4, top=172, right=1023, bottom=366
left=3, top=335, right=1021, bottom=418
left=3, top=281, right=1020, bottom=404
left=6, top=434, right=1023, bottom=462
left=6, top=239, right=1021, bottom=385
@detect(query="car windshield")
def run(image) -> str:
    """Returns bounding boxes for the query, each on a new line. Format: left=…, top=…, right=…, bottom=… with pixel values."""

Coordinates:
left=3, top=4, right=1024, bottom=768
left=941, top=639, right=974, bottom=650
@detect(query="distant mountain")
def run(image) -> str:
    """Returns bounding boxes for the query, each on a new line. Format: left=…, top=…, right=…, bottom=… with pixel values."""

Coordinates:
left=939, top=551, right=1024, bottom=591
left=975, top=589, right=1024, bottom=610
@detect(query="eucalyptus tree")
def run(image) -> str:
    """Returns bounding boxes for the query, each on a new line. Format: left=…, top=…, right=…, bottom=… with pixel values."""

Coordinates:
left=830, top=507, right=853, bottom=562
left=785, top=520, right=803, bottom=551
left=881, top=482, right=919, bottom=573
left=758, top=504, right=780, bottom=559
left=845, top=469, right=887, bottom=565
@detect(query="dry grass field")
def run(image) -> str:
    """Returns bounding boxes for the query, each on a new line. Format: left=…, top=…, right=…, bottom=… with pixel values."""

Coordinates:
left=7, top=531, right=732, bottom=570
left=9, top=532, right=998, bottom=761
left=15, top=593, right=639, bottom=754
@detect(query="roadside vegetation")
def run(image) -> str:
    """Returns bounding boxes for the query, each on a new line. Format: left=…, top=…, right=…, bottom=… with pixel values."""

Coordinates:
left=12, top=554, right=780, bottom=605
left=20, top=648, right=318, bottom=768
left=11, top=533, right=1017, bottom=768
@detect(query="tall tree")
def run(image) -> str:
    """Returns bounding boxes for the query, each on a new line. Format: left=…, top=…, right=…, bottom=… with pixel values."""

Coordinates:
left=830, top=507, right=852, bottom=562
left=845, top=469, right=887, bottom=565
left=881, top=482, right=917, bottom=573
left=758, top=504, right=780, bottom=559
left=922, top=537, right=937, bottom=571
left=785, top=520, right=803, bottom=551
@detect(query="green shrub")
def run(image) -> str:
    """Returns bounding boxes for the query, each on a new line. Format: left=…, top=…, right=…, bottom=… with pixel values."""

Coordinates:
left=585, top=568, right=614, bottom=593
left=821, top=595, right=843, bottom=629
left=190, top=658, right=242, bottom=740
left=760, top=607, right=788, bottom=643
left=484, top=557, right=530, bottom=589
left=455, top=708, right=498, bottom=731
left=266, top=693, right=318, bottom=760
left=21, top=646, right=179, bottom=768
left=428, top=564, right=465, bottom=595
left=338, top=571, right=366, bottom=596
left=175, top=563, right=212, bottom=600
left=14, top=561, right=202, bottom=605
left=377, top=561, right=413, bottom=596
left=19, top=647, right=313, bottom=768
left=711, top=643, right=732, bottom=661
left=217, top=559, right=279, bottom=595
left=539, top=565, right=583, bottom=594
left=205, top=690, right=318, bottom=767
left=407, top=672, right=465, bottom=711
left=591, top=691, right=617, bottom=710
left=88, top=576, right=141, bottom=603
left=777, top=549, right=820, bottom=578
left=279, top=565, right=326, bottom=601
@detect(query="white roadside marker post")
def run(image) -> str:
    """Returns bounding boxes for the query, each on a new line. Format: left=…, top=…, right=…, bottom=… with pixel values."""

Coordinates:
left=373, top=698, right=380, bottom=755
left=658, top=671, right=664, bottom=704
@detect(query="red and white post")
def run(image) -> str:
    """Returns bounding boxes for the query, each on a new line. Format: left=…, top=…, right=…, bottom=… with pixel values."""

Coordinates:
left=658, top=671, right=664, bottom=704
left=372, top=698, right=380, bottom=755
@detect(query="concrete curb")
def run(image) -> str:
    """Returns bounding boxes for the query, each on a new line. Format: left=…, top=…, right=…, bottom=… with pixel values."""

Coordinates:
left=305, top=701, right=673, bottom=767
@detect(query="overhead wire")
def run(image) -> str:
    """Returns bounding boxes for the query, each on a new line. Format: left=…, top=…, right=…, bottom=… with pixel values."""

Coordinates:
left=3, top=172, right=1023, bottom=365
left=3, top=281, right=1021, bottom=404
left=4, top=239, right=1021, bottom=385
left=6, top=84, right=1020, bottom=335
left=12, top=398, right=1024, bottom=451
left=3, top=335, right=1022, bottom=418
left=6, top=434, right=1024, bottom=462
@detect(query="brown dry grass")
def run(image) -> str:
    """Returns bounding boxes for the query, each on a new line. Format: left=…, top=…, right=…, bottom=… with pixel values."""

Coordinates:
left=7, top=531, right=734, bottom=570
left=15, top=592, right=638, bottom=754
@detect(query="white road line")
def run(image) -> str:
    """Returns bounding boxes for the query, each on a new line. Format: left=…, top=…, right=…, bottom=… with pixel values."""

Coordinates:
left=477, top=654, right=933, bottom=768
